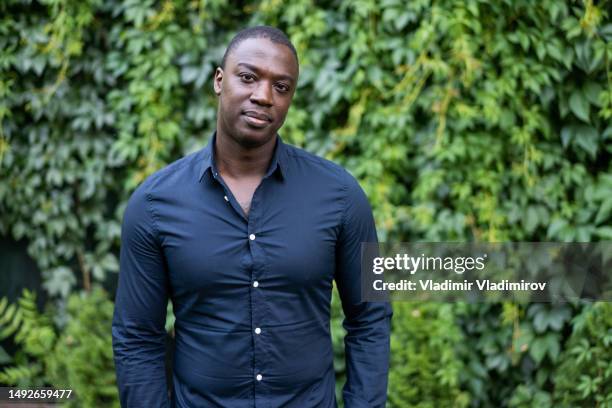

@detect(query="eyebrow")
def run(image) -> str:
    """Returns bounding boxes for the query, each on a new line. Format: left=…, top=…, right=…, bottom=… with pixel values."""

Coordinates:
left=236, top=63, right=295, bottom=84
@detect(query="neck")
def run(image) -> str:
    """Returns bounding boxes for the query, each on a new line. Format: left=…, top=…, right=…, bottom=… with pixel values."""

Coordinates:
left=215, top=131, right=276, bottom=180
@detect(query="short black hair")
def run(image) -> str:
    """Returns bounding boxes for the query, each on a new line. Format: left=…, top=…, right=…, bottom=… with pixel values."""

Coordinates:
left=220, top=26, right=298, bottom=69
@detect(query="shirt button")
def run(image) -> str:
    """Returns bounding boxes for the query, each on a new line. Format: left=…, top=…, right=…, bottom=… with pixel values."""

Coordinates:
left=224, top=195, right=228, bottom=202
left=256, top=374, right=263, bottom=381
left=253, top=281, right=259, bottom=288
left=254, top=327, right=261, bottom=334
left=249, top=234, right=256, bottom=241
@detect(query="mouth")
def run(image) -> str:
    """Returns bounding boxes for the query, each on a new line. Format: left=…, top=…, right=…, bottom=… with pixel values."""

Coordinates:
left=242, top=110, right=272, bottom=128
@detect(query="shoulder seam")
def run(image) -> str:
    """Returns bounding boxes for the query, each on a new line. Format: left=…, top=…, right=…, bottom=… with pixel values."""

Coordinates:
left=144, top=182, right=162, bottom=243
left=158, top=151, right=200, bottom=179
left=137, top=150, right=202, bottom=244
left=284, top=146, right=345, bottom=177
left=285, top=147, right=331, bottom=165
left=339, top=169, right=351, bottom=232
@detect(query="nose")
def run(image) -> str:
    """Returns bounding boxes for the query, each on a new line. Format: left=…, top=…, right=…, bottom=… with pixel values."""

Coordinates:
left=250, top=82, right=273, bottom=107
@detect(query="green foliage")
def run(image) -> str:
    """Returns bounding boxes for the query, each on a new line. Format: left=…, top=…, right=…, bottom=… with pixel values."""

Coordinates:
left=46, top=287, right=119, bottom=407
left=0, top=0, right=610, bottom=406
left=0, top=289, right=54, bottom=386
left=388, top=303, right=469, bottom=408
left=553, top=302, right=612, bottom=407
left=454, top=302, right=577, bottom=406
left=1, top=0, right=610, bottom=279
left=1, top=0, right=610, bottom=296
left=0, top=288, right=118, bottom=407
left=330, top=284, right=347, bottom=406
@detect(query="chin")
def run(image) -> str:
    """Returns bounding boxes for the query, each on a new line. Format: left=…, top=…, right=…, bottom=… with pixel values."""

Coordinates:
left=234, top=126, right=277, bottom=149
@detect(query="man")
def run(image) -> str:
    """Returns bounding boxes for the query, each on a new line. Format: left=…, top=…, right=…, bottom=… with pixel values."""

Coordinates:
left=112, top=26, right=392, bottom=408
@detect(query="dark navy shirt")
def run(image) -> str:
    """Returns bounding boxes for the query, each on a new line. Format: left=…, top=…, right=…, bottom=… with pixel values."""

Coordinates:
left=112, top=133, right=392, bottom=408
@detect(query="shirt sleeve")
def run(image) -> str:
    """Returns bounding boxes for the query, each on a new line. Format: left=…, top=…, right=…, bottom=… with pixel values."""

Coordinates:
left=112, top=183, right=171, bottom=408
left=335, top=170, right=393, bottom=408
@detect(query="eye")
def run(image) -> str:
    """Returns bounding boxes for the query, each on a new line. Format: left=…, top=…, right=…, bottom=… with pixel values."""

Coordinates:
left=275, top=83, right=290, bottom=93
left=239, top=73, right=256, bottom=82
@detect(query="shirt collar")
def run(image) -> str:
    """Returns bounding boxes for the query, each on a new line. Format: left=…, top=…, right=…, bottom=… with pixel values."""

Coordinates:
left=198, top=131, right=287, bottom=183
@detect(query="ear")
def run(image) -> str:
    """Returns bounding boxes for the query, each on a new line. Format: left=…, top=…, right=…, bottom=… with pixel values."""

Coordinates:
left=213, top=67, right=223, bottom=96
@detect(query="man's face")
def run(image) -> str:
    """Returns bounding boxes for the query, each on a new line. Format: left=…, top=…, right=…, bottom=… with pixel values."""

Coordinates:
left=214, top=37, right=299, bottom=149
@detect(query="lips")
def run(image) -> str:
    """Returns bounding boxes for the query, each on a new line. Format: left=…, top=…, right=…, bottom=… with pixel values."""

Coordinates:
left=242, top=110, right=272, bottom=128
left=242, top=110, right=272, bottom=122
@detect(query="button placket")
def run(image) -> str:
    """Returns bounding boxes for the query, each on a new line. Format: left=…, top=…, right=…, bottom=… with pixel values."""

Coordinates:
left=248, top=185, right=269, bottom=397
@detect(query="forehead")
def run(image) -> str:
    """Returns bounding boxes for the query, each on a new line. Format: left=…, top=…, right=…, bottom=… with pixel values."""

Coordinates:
left=226, top=37, right=298, bottom=81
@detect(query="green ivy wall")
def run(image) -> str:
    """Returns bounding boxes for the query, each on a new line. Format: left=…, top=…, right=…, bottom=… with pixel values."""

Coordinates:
left=1, top=0, right=610, bottom=406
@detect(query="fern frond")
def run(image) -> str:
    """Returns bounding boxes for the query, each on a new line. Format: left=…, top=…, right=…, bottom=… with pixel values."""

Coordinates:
left=2, top=308, right=24, bottom=340
left=0, top=363, right=42, bottom=386
left=0, top=291, right=55, bottom=387
left=0, top=290, right=55, bottom=352
left=0, top=298, right=8, bottom=317
left=0, top=301, right=23, bottom=340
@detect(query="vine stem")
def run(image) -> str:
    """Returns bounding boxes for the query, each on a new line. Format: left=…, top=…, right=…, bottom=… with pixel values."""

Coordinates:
left=77, top=250, right=91, bottom=292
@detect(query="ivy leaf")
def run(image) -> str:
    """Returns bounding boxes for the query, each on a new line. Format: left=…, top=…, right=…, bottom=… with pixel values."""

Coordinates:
left=530, top=337, right=548, bottom=364
left=599, top=24, right=612, bottom=41
left=42, top=267, right=76, bottom=298
left=569, top=90, right=590, bottom=122
left=574, top=40, right=595, bottom=73
left=583, top=82, right=603, bottom=107
left=546, top=335, right=561, bottom=362
left=180, top=67, right=200, bottom=84
left=524, top=206, right=539, bottom=234
left=595, top=198, right=612, bottom=225
left=560, top=127, right=571, bottom=148
left=12, top=222, right=26, bottom=240
left=395, top=11, right=414, bottom=31
left=595, top=227, right=612, bottom=240
left=100, top=253, right=119, bottom=273
left=574, top=126, right=599, bottom=159
left=0, top=346, right=11, bottom=364
left=547, top=218, right=568, bottom=239
left=577, top=375, right=594, bottom=398
left=547, top=307, right=571, bottom=331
